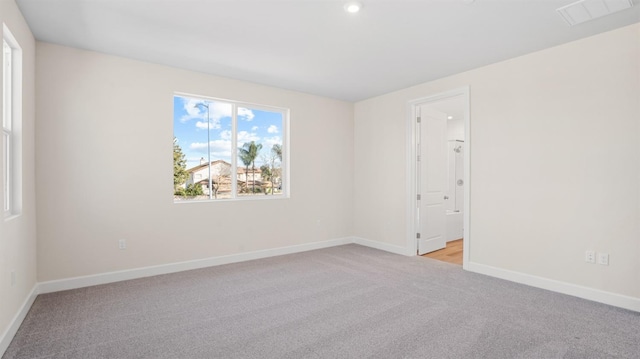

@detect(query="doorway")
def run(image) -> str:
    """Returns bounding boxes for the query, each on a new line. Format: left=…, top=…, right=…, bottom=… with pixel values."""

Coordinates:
left=422, top=239, right=463, bottom=265
left=407, top=87, right=470, bottom=268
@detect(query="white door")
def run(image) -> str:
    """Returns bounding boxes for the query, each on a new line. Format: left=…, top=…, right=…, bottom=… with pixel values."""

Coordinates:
left=417, top=105, right=447, bottom=255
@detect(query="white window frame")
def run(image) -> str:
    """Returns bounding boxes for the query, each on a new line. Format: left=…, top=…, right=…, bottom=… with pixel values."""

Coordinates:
left=3, top=24, right=21, bottom=218
left=174, top=93, right=290, bottom=203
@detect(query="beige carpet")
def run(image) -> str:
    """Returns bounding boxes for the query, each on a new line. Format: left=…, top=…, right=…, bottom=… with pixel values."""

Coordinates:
left=3, top=244, right=639, bottom=358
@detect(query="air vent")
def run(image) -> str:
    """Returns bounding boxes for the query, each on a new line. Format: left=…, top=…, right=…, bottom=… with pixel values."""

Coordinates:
left=557, top=0, right=633, bottom=26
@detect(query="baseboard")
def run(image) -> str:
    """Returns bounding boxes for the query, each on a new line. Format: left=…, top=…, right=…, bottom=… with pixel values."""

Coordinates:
left=352, top=236, right=413, bottom=256
left=0, top=284, right=38, bottom=356
left=39, top=236, right=413, bottom=294
left=39, top=237, right=352, bottom=294
left=466, top=261, right=640, bottom=313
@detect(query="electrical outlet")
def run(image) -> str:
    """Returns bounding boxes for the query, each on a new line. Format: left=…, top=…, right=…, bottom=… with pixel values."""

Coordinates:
left=118, top=239, right=127, bottom=250
left=585, top=250, right=595, bottom=264
left=597, top=253, right=609, bottom=266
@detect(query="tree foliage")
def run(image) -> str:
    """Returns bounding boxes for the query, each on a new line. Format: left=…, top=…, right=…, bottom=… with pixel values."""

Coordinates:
left=260, top=164, right=272, bottom=194
left=175, top=183, right=204, bottom=197
left=238, top=141, right=263, bottom=193
left=272, top=143, right=282, bottom=162
left=212, top=164, right=231, bottom=199
left=238, top=146, right=252, bottom=193
left=261, top=144, right=283, bottom=195
left=173, top=138, right=189, bottom=193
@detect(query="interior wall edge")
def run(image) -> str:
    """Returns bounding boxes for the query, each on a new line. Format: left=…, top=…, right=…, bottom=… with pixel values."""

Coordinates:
left=0, top=283, right=38, bottom=358
left=38, top=236, right=354, bottom=294
left=466, top=262, right=640, bottom=313
left=352, top=236, right=413, bottom=256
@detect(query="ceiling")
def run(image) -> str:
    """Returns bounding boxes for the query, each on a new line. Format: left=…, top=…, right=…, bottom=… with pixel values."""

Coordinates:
left=16, top=0, right=640, bottom=102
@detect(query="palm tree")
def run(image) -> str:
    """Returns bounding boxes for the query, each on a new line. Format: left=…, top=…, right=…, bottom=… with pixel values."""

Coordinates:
left=239, top=141, right=262, bottom=193
left=272, top=143, right=282, bottom=162
left=238, top=148, right=252, bottom=193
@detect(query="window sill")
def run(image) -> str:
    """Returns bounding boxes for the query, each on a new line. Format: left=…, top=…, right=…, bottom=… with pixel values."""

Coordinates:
left=4, top=212, right=21, bottom=222
left=173, top=195, right=289, bottom=204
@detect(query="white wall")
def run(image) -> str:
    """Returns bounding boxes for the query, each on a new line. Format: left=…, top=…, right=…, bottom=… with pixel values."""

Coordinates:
left=354, top=23, right=640, bottom=299
left=0, top=0, right=37, bottom=348
left=36, top=43, right=354, bottom=281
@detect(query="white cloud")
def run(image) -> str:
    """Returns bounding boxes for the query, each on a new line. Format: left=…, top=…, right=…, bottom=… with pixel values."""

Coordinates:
left=179, top=97, right=254, bottom=129
left=217, top=130, right=260, bottom=146
left=237, top=131, right=260, bottom=144
left=190, top=140, right=229, bottom=153
left=238, top=107, right=255, bottom=121
left=263, top=136, right=282, bottom=151
left=267, top=125, right=279, bottom=134
left=219, top=130, right=275, bottom=148
left=210, top=140, right=233, bottom=159
left=180, top=98, right=203, bottom=122
left=220, top=130, right=232, bottom=140
left=189, top=141, right=210, bottom=152
left=251, top=126, right=259, bottom=131
left=195, top=120, right=221, bottom=130
left=189, top=140, right=232, bottom=161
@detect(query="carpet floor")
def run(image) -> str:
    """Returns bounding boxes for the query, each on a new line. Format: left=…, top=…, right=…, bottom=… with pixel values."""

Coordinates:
left=3, top=244, right=639, bottom=358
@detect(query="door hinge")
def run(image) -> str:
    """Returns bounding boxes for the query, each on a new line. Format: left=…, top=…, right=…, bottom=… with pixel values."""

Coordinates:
left=417, top=116, right=421, bottom=123
left=416, top=233, right=421, bottom=239
left=417, top=194, right=421, bottom=201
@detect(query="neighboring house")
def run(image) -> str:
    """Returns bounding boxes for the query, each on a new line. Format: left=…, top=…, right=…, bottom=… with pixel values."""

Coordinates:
left=236, top=166, right=263, bottom=184
left=186, top=159, right=231, bottom=186
left=186, top=159, right=265, bottom=194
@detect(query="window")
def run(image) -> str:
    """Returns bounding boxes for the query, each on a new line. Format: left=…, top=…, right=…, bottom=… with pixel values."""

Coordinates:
left=3, top=25, right=20, bottom=217
left=173, top=94, right=288, bottom=202
left=3, top=39, right=12, bottom=214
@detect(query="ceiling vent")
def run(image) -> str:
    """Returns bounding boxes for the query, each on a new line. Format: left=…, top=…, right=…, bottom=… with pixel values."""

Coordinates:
left=557, top=0, right=633, bottom=26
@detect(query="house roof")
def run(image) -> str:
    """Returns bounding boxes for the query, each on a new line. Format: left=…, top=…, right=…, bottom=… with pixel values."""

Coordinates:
left=187, top=160, right=230, bottom=173
left=237, top=167, right=262, bottom=174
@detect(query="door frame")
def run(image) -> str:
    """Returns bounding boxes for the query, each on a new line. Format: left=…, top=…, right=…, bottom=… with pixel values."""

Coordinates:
left=406, top=87, right=470, bottom=268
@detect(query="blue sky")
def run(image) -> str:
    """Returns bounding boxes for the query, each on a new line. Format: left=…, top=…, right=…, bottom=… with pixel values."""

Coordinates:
left=173, top=95, right=283, bottom=170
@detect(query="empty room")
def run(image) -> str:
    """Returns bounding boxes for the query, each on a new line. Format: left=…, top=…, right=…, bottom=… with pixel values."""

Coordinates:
left=1, top=0, right=639, bottom=358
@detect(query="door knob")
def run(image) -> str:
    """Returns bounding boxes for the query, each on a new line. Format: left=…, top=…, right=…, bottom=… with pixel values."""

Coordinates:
left=444, top=195, right=449, bottom=200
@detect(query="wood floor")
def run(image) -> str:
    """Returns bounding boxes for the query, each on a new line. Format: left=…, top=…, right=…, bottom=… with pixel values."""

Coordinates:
left=422, top=239, right=463, bottom=265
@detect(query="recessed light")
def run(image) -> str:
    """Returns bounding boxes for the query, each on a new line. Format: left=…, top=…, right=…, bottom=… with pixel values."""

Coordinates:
left=447, top=115, right=453, bottom=120
left=344, top=2, right=362, bottom=13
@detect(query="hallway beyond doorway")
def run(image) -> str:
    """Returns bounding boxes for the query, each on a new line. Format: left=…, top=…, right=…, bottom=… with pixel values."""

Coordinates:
left=422, top=239, right=463, bottom=265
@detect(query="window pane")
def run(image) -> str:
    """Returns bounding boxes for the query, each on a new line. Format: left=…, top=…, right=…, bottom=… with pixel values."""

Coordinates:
left=236, top=107, right=283, bottom=197
left=173, top=95, right=232, bottom=200
left=3, top=131, right=9, bottom=212
left=3, top=39, right=10, bottom=130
